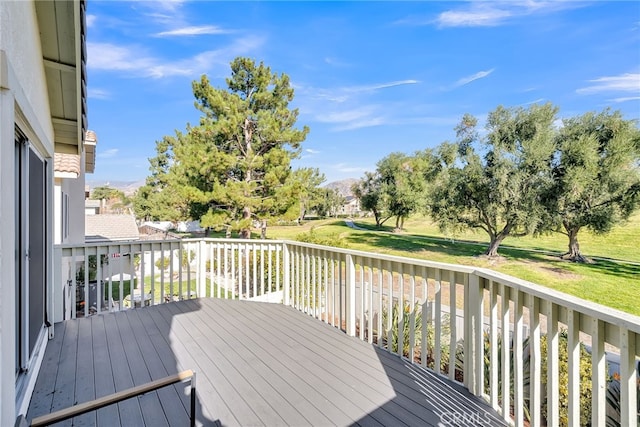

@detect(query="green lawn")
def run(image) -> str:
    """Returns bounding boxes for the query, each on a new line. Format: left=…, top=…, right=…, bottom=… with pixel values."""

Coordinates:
left=119, top=276, right=234, bottom=304
left=267, top=214, right=640, bottom=316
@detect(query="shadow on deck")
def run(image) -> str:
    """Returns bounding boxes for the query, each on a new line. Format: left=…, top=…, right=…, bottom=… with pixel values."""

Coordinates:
left=27, top=298, right=505, bottom=426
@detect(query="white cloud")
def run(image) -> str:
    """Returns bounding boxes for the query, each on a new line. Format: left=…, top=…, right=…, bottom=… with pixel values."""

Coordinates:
left=98, top=148, right=119, bottom=159
left=87, top=35, right=265, bottom=79
left=88, top=88, right=110, bottom=99
left=453, top=69, right=494, bottom=87
left=397, top=1, right=585, bottom=28
left=309, top=79, right=419, bottom=105
left=521, top=98, right=545, bottom=106
left=345, top=80, right=419, bottom=93
left=315, top=106, right=378, bottom=124
left=438, top=7, right=513, bottom=27
left=135, top=0, right=188, bottom=27
left=333, top=117, right=387, bottom=131
left=576, top=73, right=640, bottom=95
left=155, top=25, right=232, bottom=37
left=145, top=0, right=186, bottom=13
left=88, top=42, right=159, bottom=72
left=86, top=14, right=97, bottom=28
left=608, top=96, right=640, bottom=103
left=324, top=57, right=351, bottom=67
left=305, top=149, right=320, bottom=154
left=312, top=105, right=389, bottom=131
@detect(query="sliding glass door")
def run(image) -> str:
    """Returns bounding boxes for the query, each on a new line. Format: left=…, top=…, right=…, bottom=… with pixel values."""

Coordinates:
left=15, top=128, right=47, bottom=377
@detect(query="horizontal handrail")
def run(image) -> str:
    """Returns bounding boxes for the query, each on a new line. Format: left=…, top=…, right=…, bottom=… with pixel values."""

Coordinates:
left=475, top=268, right=640, bottom=334
left=30, top=370, right=196, bottom=427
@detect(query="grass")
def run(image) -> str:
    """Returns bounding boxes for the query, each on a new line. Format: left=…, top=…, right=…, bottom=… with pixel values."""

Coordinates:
left=267, top=214, right=640, bottom=316
left=144, top=272, right=232, bottom=301
left=109, top=275, right=234, bottom=304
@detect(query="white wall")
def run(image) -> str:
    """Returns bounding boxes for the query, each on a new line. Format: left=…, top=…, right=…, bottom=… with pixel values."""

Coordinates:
left=0, top=2, right=56, bottom=424
left=67, top=157, right=87, bottom=245
left=0, top=2, right=54, bottom=151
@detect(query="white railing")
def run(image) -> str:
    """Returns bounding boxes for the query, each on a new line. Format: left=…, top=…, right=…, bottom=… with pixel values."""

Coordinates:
left=53, top=239, right=640, bottom=426
left=53, top=239, right=284, bottom=320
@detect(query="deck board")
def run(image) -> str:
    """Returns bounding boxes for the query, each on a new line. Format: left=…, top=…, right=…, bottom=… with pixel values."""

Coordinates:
left=27, top=298, right=506, bottom=427
left=73, top=316, right=96, bottom=426
left=126, top=308, right=191, bottom=426
left=207, top=299, right=401, bottom=426
left=103, top=312, right=144, bottom=425
left=244, top=301, right=435, bottom=425
left=49, top=319, right=78, bottom=427
left=90, top=315, right=119, bottom=426
left=174, top=300, right=309, bottom=426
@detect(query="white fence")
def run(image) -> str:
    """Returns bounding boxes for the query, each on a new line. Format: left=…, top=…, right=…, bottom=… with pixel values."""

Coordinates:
left=54, top=239, right=640, bottom=426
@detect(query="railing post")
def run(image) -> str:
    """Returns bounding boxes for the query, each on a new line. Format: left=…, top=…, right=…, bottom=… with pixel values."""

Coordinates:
left=52, top=246, right=63, bottom=326
left=465, top=272, right=483, bottom=396
left=345, top=254, right=356, bottom=337
left=620, top=327, right=637, bottom=427
left=591, top=318, right=606, bottom=427
left=198, top=240, right=206, bottom=298
left=283, top=243, right=290, bottom=306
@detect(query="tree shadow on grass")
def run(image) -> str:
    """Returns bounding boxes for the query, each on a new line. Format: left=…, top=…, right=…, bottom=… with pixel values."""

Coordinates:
left=343, top=226, right=640, bottom=283
left=345, top=230, right=490, bottom=258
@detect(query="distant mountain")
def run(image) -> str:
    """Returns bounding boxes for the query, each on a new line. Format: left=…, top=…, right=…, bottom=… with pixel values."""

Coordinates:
left=324, top=178, right=358, bottom=198
left=86, top=180, right=145, bottom=196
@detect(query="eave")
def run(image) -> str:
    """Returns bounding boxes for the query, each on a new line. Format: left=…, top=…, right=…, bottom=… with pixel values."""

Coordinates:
left=35, top=0, right=87, bottom=155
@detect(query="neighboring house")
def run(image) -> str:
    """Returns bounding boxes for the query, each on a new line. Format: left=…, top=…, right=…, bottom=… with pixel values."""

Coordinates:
left=85, top=214, right=140, bottom=243
left=339, top=196, right=361, bottom=216
left=85, top=214, right=140, bottom=283
left=54, top=130, right=96, bottom=244
left=85, top=198, right=101, bottom=215
left=139, top=222, right=182, bottom=240
left=0, top=1, right=87, bottom=423
left=139, top=220, right=204, bottom=237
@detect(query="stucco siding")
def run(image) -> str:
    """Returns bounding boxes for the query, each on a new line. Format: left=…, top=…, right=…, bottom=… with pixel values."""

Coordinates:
left=0, top=3, right=56, bottom=424
left=0, top=1, right=55, bottom=153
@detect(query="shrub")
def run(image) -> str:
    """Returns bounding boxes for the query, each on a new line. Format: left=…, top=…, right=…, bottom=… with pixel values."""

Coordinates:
left=155, top=257, right=170, bottom=271
left=206, top=248, right=283, bottom=297
left=381, top=301, right=422, bottom=358
left=540, top=331, right=592, bottom=427
left=180, top=249, right=195, bottom=269
left=481, top=333, right=531, bottom=420
left=429, top=313, right=457, bottom=375
left=605, top=373, right=640, bottom=427
left=295, top=229, right=347, bottom=248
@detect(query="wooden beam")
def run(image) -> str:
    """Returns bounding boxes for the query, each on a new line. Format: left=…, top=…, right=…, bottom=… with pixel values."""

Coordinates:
left=52, top=117, right=78, bottom=127
left=30, top=370, right=195, bottom=427
left=43, top=58, right=76, bottom=73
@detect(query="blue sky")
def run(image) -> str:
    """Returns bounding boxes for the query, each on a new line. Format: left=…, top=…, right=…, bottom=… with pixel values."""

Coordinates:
left=86, top=0, right=640, bottom=185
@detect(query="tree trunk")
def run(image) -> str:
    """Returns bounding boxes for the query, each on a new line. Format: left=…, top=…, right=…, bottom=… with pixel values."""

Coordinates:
left=562, top=226, right=587, bottom=262
left=373, top=209, right=381, bottom=227
left=240, top=206, right=251, bottom=239
left=260, top=220, right=267, bottom=239
left=300, top=202, right=307, bottom=222
left=485, top=236, right=505, bottom=257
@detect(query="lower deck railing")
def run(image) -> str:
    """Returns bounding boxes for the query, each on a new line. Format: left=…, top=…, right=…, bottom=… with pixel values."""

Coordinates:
left=54, top=238, right=640, bottom=426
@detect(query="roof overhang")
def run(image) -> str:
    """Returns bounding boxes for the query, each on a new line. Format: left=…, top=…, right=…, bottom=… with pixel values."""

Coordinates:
left=35, top=0, right=87, bottom=155
left=84, top=130, right=96, bottom=173
left=53, top=152, right=80, bottom=178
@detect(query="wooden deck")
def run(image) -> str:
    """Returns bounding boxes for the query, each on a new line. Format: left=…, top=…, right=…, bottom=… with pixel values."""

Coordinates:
left=27, top=298, right=506, bottom=426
